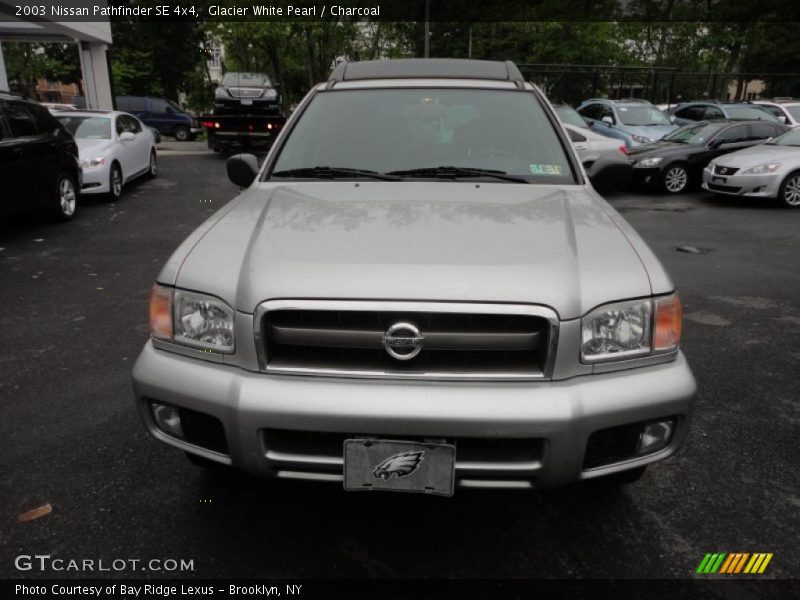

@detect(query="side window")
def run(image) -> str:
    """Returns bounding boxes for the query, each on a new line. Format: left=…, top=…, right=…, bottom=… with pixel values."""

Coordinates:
left=602, top=105, right=615, bottom=122
left=676, top=105, right=703, bottom=120
left=129, top=97, right=148, bottom=112
left=761, top=105, right=784, bottom=119
left=151, top=99, right=170, bottom=114
left=578, top=104, right=602, bottom=120
left=749, top=123, right=776, bottom=140
left=568, top=129, right=587, bottom=143
left=703, top=106, right=724, bottom=119
left=5, top=102, right=39, bottom=137
left=716, top=125, right=747, bottom=143
left=28, top=104, right=59, bottom=135
left=115, top=115, right=126, bottom=135
left=127, top=115, right=142, bottom=133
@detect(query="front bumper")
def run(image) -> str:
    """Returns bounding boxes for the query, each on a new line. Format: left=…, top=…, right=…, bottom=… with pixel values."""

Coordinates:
left=79, top=164, right=110, bottom=194
left=702, top=167, right=782, bottom=198
left=631, top=166, right=661, bottom=186
left=133, top=341, right=697, bottom=490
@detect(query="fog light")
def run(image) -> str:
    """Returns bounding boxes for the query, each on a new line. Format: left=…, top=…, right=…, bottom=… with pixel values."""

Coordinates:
left=637, top=420, right=675, bottom=455
left=151, top=402, right=184, bottom=439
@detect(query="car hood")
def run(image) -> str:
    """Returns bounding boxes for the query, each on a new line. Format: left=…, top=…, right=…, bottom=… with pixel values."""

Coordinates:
left=76, top=138, right=114, bottom=158
left=713, top=143, right=800, bottom=167
left=623, top=124, right=678, bottom=141
left=169, top=182, right=655, bottom=320
left=628, top=140, right=693, bottom=159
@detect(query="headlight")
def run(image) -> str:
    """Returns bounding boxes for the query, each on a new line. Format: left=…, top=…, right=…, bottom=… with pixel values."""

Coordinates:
left=214, top=87, right=229, bottom=99
left=581, top=293, right=682, bottom=363
left=174, top=290, right=235, bottom=352
left=742, top=163, right=781, bottom=174
left=581, top=299, right=652, bottom=362
left=264, top=88, right=277, bottom=100
left=630, top=135, right=653, bottom=144
left=636, top=156, right=663, bottom=167
left=148, top=285, right=235, bottom=353
left=80, top=156, right=105, bottom=168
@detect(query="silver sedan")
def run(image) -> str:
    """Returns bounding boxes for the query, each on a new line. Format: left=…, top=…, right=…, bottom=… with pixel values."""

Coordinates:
left=703, top=128, right=800, bottom=207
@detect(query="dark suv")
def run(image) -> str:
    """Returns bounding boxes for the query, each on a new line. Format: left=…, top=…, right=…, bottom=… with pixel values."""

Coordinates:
left=214, top=72, right=281, bottom=115
left=0, top=92, right=81, bottom=221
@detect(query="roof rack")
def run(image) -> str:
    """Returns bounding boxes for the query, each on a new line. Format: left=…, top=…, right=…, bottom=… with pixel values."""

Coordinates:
left=328, top=59, right=525, bottom=87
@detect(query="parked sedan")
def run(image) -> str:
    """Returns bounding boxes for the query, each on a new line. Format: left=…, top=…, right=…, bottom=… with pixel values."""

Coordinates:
left=628, top=120, right=787, bottom=193
left=56, top=111, right=157, bottom=200
left=668, top=102, right=780, bottom=126
left=562, top=123, right=631, bottom=191
left=702, top=127, right=800, bottom=207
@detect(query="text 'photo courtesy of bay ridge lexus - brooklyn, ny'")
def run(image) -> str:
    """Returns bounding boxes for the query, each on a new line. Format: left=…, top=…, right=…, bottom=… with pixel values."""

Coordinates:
left=133, top=60, right=696, bottom=496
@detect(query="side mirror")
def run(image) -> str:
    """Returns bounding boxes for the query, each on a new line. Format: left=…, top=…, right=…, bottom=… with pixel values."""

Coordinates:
left=120, top=131, right=135, bottom=142
left=227, top=154, right=259, bottom=187
left=601, top=116, right=614, bottom=125
left=669, top=115, right=677, bottom=124
left=778, top=115, right=787, bottom=124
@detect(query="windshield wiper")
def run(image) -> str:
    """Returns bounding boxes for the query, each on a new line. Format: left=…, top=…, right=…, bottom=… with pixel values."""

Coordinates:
left=271, top=166, right=401, bottom=181
left=386, top=166, right=530, bottom=183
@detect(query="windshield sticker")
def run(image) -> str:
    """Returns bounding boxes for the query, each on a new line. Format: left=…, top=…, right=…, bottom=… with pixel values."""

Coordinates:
left=619, top=107, right=628, bottom=111
left=530, top=164, right=563, bottom=175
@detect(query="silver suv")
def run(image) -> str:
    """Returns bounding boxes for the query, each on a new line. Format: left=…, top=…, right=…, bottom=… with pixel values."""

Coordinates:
left=133, top=59, right=696, bottom=495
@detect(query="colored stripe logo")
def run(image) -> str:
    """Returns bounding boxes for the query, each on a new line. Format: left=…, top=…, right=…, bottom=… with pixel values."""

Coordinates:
left=696, top=553, right=773, bottom=574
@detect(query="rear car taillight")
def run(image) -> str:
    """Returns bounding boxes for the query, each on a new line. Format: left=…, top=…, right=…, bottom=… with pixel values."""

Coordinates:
left=618, top=145, right=628, bottom=155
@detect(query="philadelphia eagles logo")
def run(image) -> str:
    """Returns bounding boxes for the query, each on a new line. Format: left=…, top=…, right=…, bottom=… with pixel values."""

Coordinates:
left=373, top=451, right=425, bottom=480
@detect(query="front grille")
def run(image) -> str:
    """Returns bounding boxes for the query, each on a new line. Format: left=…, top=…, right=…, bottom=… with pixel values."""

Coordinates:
left=256, top=302, right=556, bottom=380
left=262, top=429, right=545, bottom=469
left=714, top=165, right=739, bottom=176
left=707, top=183, right=742, bottom=193
left=227, top=87, right=264, bottom=98
left=583, top=423, right=643, bottom=469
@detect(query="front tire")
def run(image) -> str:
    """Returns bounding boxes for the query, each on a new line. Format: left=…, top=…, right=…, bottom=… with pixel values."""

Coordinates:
left=660, top=163, right=689, bottom=194
left=49, top=172, right=78, bottom=221
left=108, top=163, right=123, bottom=200
left=147, top=150, right=158, bottom=178
left=779, top=170, right=800, bottom=208
left=173, top=125, right=189, bottom=141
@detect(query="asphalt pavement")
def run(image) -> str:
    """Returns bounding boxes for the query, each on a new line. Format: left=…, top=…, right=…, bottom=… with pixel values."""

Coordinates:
left=1, top=142, right=798, bottom=587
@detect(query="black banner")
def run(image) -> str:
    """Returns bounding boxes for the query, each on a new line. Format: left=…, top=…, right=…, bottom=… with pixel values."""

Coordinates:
left=3, top=579, right=799, bottom=600
left=2, top=0, right=800, bottom=23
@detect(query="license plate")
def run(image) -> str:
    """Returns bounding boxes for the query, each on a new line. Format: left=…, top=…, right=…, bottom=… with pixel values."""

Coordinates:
left=344, top=439, right=455, bottom=496
left=240, top=99, right=253, bottom=105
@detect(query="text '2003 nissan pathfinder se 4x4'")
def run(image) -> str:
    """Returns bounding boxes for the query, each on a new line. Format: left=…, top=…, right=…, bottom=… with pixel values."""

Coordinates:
left=133, top=60, right=696, bottom=496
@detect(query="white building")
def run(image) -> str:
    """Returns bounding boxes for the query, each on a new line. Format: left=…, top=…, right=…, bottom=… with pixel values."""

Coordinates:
left=0, top=0, right=113, bottom=109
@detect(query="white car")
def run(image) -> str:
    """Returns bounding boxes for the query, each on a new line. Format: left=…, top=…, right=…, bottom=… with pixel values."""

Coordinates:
left=562, top=123, right=631, bottom=191
left=56, top=110, right=157, bottom=199
left=42, top=102, right=78, bottom=113
left=753, top=100, right=800, bottom=127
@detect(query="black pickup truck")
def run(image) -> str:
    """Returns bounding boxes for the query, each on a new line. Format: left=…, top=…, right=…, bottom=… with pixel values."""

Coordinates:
left=200, top=72, right=287, bottom=152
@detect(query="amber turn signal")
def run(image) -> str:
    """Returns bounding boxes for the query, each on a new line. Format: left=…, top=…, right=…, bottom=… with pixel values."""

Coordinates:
left=149, top=284, right=173, bottom=339
left=654, top=293, right=682, bottom=352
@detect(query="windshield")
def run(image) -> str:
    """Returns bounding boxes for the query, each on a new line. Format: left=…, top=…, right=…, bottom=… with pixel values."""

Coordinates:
left=663, top=122, right=726, bottom=144
left=726, top=106, right=779, bottom=122
left=222, top=72, right=271, bottom=87
left=554, top=105, right=588, bottom=129
left=617, top=105, right=671, bottom=126
left=769, top=128, right=800, bottom=146
left=56, top=115, right=111, bottom=139
left=270, top=88, right=575, bottom=184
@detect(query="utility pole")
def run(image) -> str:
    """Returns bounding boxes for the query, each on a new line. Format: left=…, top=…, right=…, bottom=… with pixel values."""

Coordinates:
left=424, top=0, right=430, bottom=58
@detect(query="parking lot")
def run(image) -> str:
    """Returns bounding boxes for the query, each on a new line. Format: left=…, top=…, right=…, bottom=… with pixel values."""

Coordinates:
left=1, top=143, right=798, bottom=582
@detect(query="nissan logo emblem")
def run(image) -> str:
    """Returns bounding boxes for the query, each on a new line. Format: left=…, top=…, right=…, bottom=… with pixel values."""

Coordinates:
left=382, top=322, right=424, bottom=361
